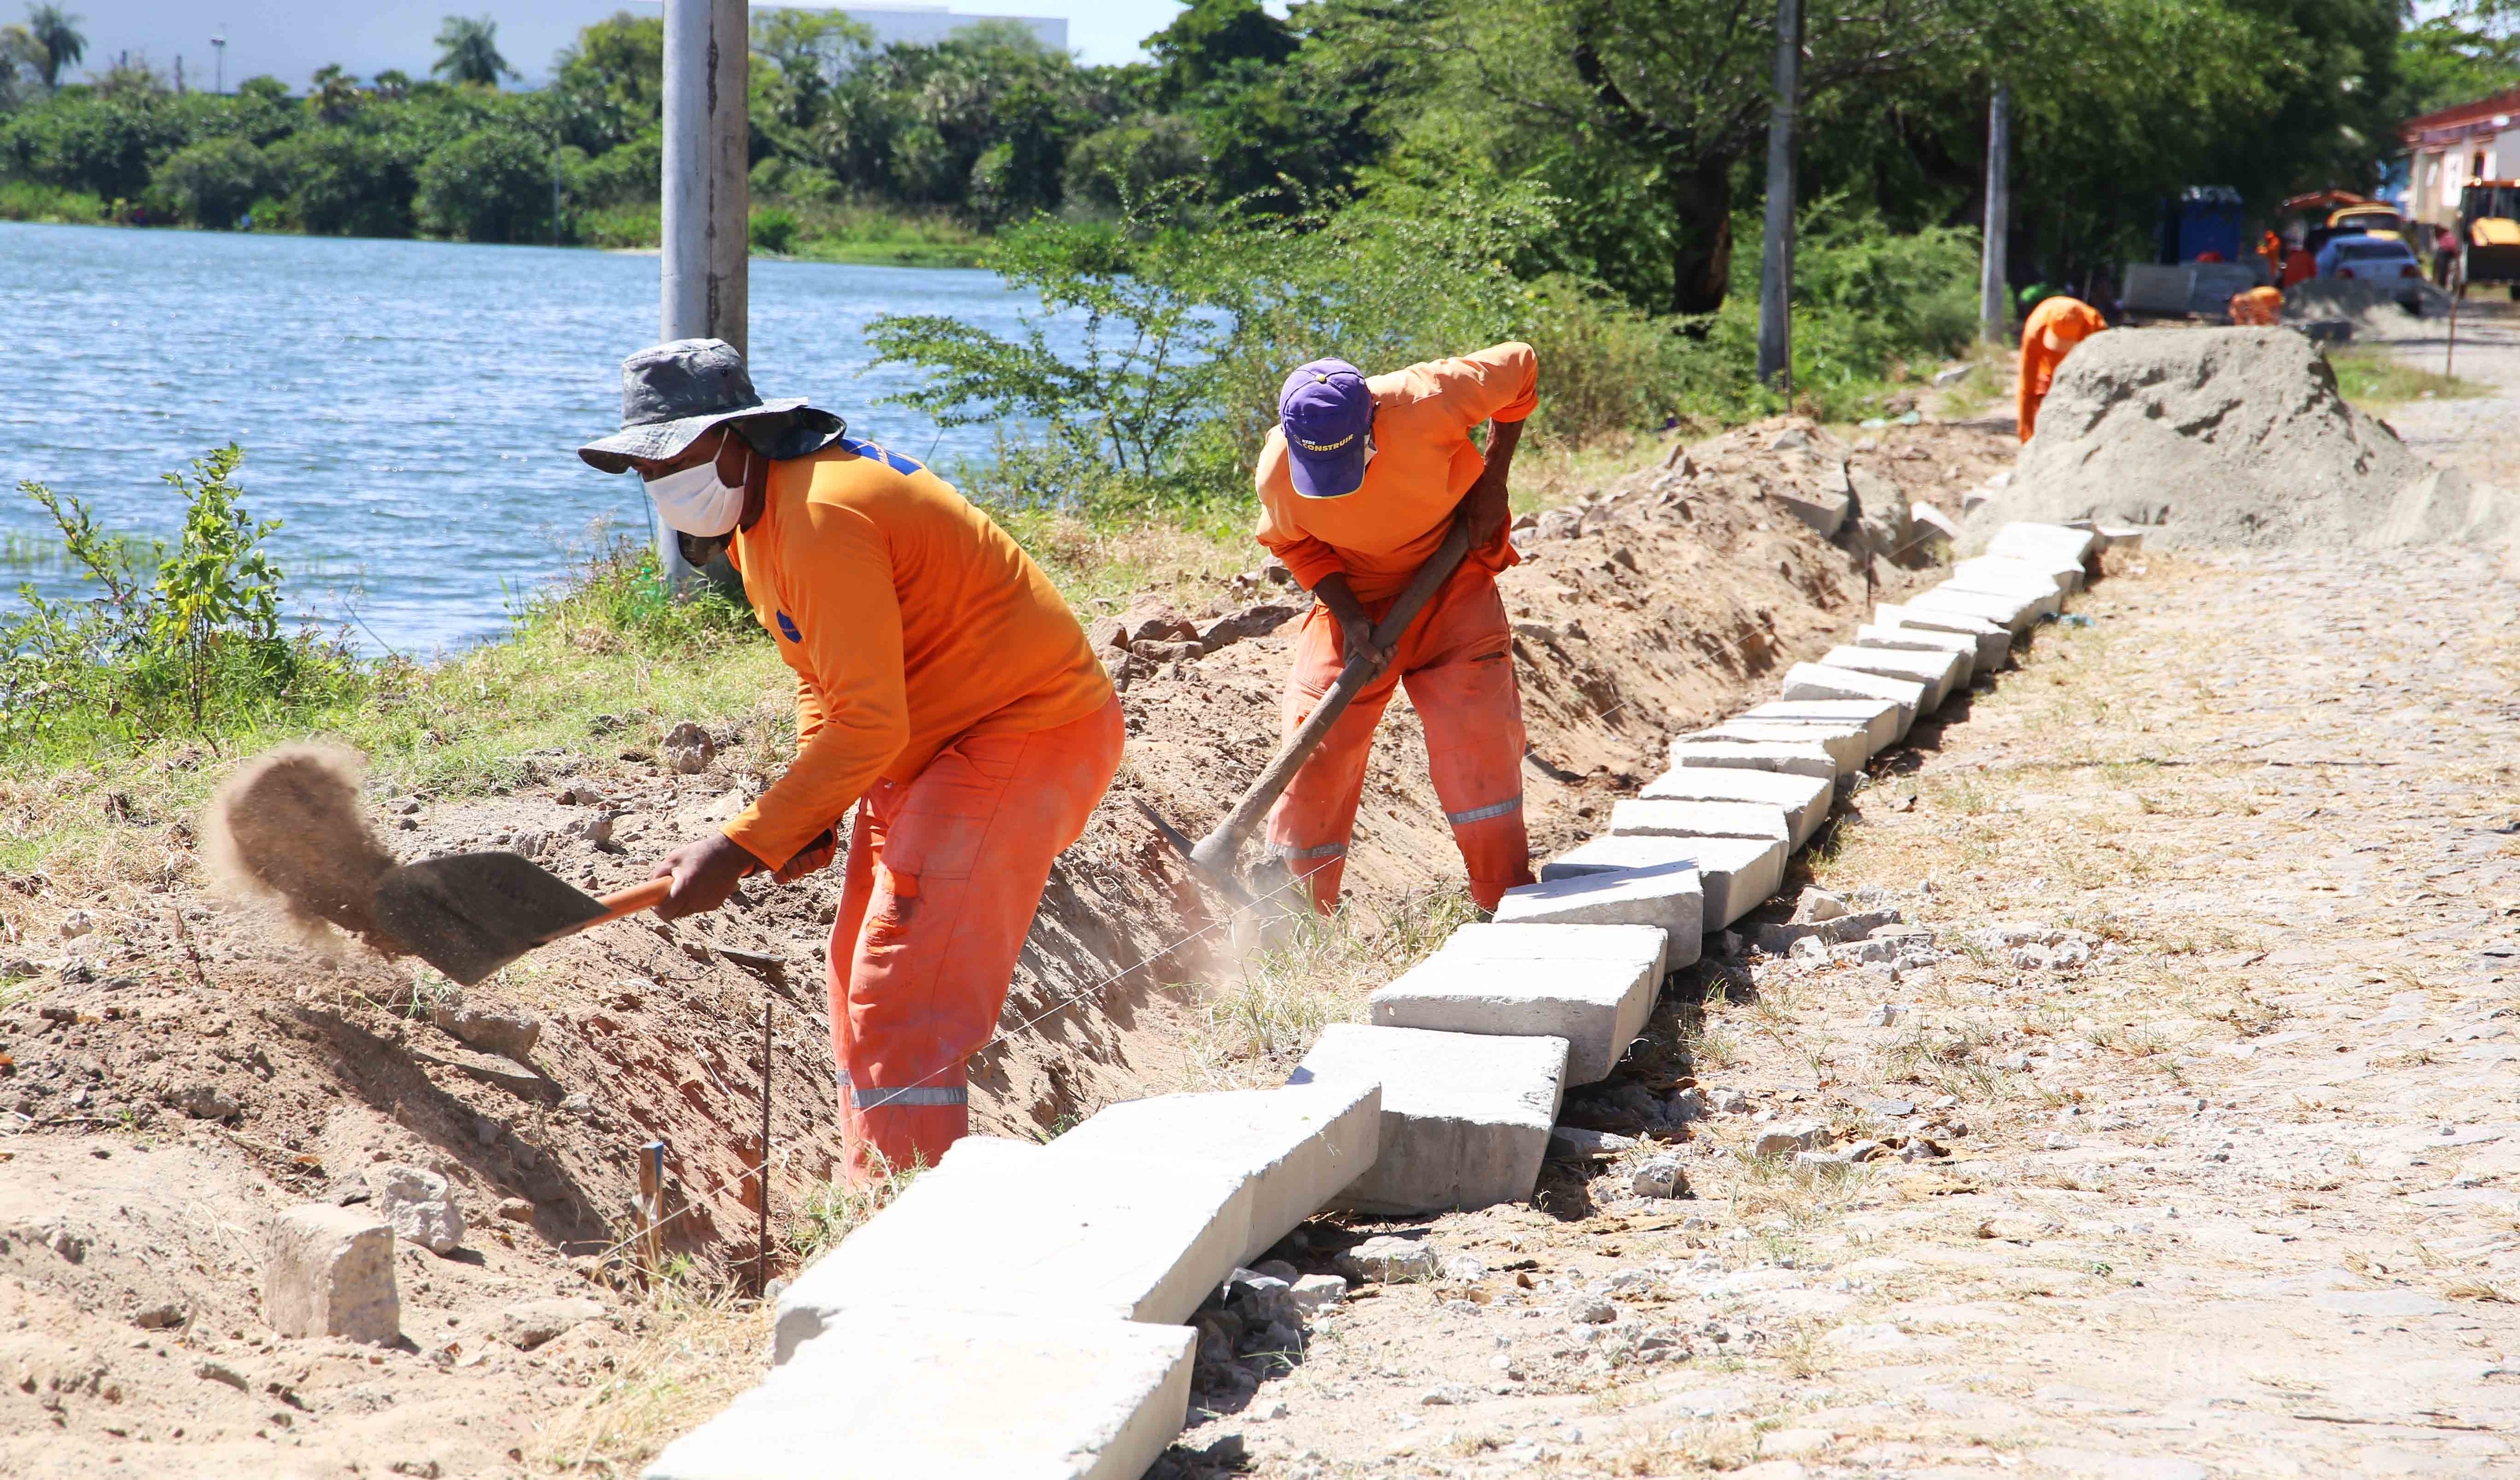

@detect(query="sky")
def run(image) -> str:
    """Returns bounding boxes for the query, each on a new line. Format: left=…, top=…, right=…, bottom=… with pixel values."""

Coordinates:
left=53, top=0, right=1197, bottom=90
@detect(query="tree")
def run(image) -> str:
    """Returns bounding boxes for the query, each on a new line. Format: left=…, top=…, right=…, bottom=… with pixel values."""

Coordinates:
left=370, top=68, right=414, bottom=101
left=150, top=134, right=268, bottom=227
left=551, top=11, right=663, bottom=154
left=24, top=2, right=82, bottom=88
left=415, top=124, right=547, bottom=239
left=433, top=14, right=513, bottom=88
left=307, top=63, right=361, bottom=124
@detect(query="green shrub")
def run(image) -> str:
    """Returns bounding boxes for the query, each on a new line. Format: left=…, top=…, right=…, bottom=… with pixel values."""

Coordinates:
left=268, top=127, right=419, bottom=237
left=414, top=126, right=551, bottom=242
left=148, top=135, right=271, bottom=228
left=0, top=178, right=105, bottom=222
left=748, top=204, right=800, bottom=255
left=1061, top=115, right=1207, bottom=215
left=579, top=200, right=659, bottom=249
left=1, top=447, right=358, bottom=750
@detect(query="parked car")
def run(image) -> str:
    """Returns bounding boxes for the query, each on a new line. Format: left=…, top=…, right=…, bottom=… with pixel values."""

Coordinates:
left=2312, top=234, right=2425, bottom=311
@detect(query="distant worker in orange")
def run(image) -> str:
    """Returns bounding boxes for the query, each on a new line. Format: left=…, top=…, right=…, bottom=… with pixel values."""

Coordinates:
left=1254, top=345, right=1539, bottom=913
left=2230, top=285, right=2283, bottom=326
left=578, top=339, right=1121, bottom=1183
left=2257, top=230, right=2284, bottom=281
left=2016, top=295, right=2108, bottom=444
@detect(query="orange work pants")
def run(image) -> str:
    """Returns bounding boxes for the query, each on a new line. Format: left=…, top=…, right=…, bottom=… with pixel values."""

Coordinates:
left=2016, top=344, right=2064, bottom=443
left=824, top=695, right=1123, bottom=1183
left=1264, top=563, right=1534, bottom=913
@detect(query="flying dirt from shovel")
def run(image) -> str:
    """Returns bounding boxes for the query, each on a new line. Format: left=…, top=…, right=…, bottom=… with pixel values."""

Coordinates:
left=203, top=743, right=408, bottom=954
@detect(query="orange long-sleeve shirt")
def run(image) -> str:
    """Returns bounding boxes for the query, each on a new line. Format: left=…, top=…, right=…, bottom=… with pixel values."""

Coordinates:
left=2016, top=297, right=2107, bottom=443
left=1254, top=342, right=1539, bottom=603
left=719, top=438, right=1112, bottom=869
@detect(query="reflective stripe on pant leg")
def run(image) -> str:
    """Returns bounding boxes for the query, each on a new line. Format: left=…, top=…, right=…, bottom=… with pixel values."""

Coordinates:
left=1403, top=572, right=1534, bottom=911
left=1264, top=605, right=1400, bottom=914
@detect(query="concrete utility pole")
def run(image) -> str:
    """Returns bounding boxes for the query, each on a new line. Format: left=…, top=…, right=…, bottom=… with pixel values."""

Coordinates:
left=1755, top=0, right=1801, bottom=395
left=658, top=0, right=750, bottom=591
left=1980, top=83, right=2012, bottom=345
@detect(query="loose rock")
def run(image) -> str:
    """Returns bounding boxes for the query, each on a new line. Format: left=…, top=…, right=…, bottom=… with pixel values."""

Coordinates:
left=1337, top=1235, right=1437, bottom=1284
left=660, top=722, right=716, bottom=775
left=264, top=1204, right=398, bottom=1344
left=366, top=1163, right=465, bottom=1254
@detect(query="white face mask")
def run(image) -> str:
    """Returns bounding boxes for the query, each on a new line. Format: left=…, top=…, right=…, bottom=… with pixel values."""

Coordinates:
left=643, top=444, right=749, bottom=536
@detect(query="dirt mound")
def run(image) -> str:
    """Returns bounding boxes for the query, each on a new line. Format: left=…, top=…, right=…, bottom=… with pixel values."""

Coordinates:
left=2282, top=275, right=2444, bottom=323
left=202, top=743, right=402, bottom=951
left=1989, top=326, right=2519, bottom=555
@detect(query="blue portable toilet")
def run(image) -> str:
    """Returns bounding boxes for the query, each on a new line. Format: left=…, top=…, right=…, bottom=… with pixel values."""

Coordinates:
left=2157, top=186, right=2245, bottom=264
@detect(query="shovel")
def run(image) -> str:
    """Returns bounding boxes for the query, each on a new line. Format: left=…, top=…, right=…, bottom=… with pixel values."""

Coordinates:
left=372, top=855, right=674, bottom=986
left=1140, top=519, right=1474, bottom=906
left=373, top=827, right=834, bottom=986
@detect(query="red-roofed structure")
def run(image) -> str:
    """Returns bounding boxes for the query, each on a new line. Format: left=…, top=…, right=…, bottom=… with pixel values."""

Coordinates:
left=2401, top=89, right=2520, bottom=227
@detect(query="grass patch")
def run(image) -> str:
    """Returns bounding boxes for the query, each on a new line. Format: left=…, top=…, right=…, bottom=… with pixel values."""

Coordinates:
left=0, top=180, right=108, bottom=224
left=536, top=1275, right=761, bottom=1476
left=2327, top=347, right=2492, bottom=409
left=1186, top=886, right=1478, bottom=1084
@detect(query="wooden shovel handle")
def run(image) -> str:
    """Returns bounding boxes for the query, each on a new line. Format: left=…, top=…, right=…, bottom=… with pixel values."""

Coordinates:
left=586, top=877, right=675, bottom=929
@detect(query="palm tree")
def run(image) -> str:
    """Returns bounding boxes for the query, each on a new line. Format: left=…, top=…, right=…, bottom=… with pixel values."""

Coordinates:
left=432, top=14, right=512, bottom=88
left=25, top=3, right=83, bottom=88
left=308, top=62, right=360, bottom=122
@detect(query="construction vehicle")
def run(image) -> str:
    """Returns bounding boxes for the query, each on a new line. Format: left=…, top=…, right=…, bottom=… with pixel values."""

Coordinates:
left=2454, top=181, right=2520, bottom=298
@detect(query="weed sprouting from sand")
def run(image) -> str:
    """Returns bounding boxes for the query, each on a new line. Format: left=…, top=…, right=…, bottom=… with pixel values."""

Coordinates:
left=787, top=1157, right=926, bottom=1263
left=537, top=1274, right=762, bottom=1475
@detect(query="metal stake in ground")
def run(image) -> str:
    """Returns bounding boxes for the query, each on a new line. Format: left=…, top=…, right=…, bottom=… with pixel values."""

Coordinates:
left=756, top=999, right=773, bottom=1299
left=637, top=1140, right=666, bottom=1280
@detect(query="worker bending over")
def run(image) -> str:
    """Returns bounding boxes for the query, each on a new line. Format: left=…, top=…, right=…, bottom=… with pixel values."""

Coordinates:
left=579, top=339, right=1120, bottom=1182
left=2016, top=295, right=2107, bottom=443
left=1254, top=344, right=1539, bottom=913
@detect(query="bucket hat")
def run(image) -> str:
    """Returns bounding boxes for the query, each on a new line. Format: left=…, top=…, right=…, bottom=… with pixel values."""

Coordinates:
left=578, top=338, right=846, bottom=475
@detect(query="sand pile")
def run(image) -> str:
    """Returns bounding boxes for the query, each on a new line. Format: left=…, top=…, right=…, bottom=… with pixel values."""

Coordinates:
left=204, top=744, right=406, bottom=953
left=1988, top=327, right=2518, bottom=555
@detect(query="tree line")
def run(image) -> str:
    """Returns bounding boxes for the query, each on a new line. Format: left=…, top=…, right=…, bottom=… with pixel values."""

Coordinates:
left=0, top=0, right=2468, bottom=315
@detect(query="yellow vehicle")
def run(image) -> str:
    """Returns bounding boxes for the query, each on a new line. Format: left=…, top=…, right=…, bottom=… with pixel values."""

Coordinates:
left=2456, top=181, right=2520, bottom=297
left=2328, top=202, right=2403, bottom=242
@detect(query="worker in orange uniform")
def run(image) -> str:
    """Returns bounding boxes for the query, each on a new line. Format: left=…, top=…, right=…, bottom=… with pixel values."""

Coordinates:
left=2016, top=295, right=2108, bottom=443
left=1254, top=345, right=1539, bottom=913
left=578, top=339, right=1121, bottom=1182
left=2230, top=285, right=2283, bottom=326
left=2258, top=230, right=2283, bottom=280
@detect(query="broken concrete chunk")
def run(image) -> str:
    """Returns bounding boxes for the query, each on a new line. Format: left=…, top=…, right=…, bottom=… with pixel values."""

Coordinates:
left=1371, top=932, right=1661, bottom=1086
left=1609, top=797, right=1792, bottom=846
left=1492, top=859, right=1703, bottom=962
left=1631, top=1157, right=1688, bottom=1199
left=1336, top=1235, right=1438, bottom=1284
left=1045, top=1081, right=1381, bottom=1265
left=1542, top=834, right=1784, bottom=930
left=264, top=1204, right=399, bottom=1345
left=1289, top=1025, right=1568, bottom=1216
left=1680, top=720, right=1869, bottom=777
left=1751, top=1121, right=1827, bottom=1158
left=1770, top=485, right=1849, bottom=536
left=1779, top=662, right=1926, bottom=725
left=1634, top=766, right=1832, bottom=846
left=366, top=1163, right=465, bottom=1254
left=1740, top=697, right=1904, bottom=753
left=1664, top=736, right=1841, bottom=781
left=1289, top=1273, right=1349, bottom=1315
left=772, top=1136, right=1252, bottom=1364
left=1818, top=645, right=1961, bottom=711
left=1906, top=582, right=2048, bottom=633
left=1547, top=1125, right=1634, bottom=1160
left=648, top=1307, right=1194, bottom=1480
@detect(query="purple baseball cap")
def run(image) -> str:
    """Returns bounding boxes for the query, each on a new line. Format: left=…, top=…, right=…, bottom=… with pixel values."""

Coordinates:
left=1279, top=359, right=1374, bottom=499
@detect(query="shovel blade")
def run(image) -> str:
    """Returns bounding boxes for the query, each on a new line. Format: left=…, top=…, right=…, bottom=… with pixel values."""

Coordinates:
left=373, top=852, right=608, bottom=986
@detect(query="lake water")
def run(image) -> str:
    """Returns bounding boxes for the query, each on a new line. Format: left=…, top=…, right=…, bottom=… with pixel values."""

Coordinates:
left=0, top=222, right=1064, bottom=653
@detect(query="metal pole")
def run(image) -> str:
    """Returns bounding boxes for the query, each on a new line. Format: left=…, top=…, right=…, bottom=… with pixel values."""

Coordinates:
left=1980, top=83, right=2012, bottom=344
left=636, top=1140, right=666, bottom=1280
left=658, top=0, right=749, bottom=593
left=1755, top=0, right=1800, bottom=395
left=756, top=999, right=773, bottom=1298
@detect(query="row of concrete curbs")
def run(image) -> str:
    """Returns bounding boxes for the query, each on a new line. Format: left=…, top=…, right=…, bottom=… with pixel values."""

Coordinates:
left=643, top=519, right=2135, bottom=1480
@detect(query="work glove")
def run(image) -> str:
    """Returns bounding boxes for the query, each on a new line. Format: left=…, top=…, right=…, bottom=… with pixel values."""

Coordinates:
left=772, top=827, right=838, bottom=884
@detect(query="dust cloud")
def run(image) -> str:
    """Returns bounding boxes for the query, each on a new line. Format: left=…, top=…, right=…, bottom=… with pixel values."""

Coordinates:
left=203, top=744, right=407, bottom=954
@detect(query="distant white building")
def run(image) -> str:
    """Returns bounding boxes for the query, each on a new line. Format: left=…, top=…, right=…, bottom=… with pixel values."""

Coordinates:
left=754, top=2, right=1069, bottom=51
